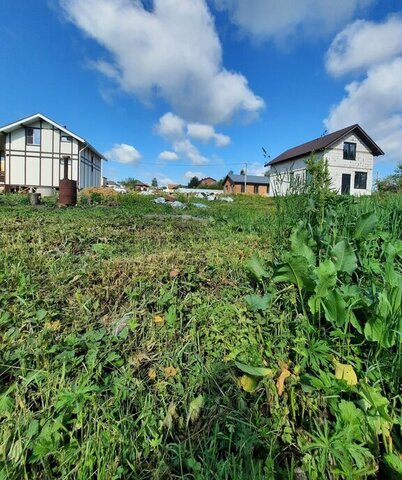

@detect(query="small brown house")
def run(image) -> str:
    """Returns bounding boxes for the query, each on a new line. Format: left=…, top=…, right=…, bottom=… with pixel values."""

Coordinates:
left=198, top=177, right=216, bottom=187
left=223, top=173, right=269, bottom=196
left=133, top=180, right=149, bottom=191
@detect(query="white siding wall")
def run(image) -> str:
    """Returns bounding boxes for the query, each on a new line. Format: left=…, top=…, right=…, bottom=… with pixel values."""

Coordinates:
left=269, top=132, right=374, bottom=197
left=4, top=119, right=101, bottom=189
left=79, top=148, right=102, bottom=189
left=324, top=133, right=373, bottom=196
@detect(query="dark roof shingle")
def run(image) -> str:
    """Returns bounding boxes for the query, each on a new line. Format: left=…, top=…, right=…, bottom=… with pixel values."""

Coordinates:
left=225, top=174, right=269, bottom=185
left=266, top=124, right=384, bottom=166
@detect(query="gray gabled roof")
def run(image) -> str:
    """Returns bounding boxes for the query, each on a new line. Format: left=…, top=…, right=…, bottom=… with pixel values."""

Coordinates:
left=225, top=173, right=269, bottom=185
left=266, top=124, right=384, bottom=166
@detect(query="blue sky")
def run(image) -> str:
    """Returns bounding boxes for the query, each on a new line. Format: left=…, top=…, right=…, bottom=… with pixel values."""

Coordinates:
left=1, top=0, right=401, bottom=185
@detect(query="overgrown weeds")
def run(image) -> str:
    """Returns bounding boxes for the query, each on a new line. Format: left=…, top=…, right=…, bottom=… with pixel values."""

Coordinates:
left=0, top=190, right=401, bottom=479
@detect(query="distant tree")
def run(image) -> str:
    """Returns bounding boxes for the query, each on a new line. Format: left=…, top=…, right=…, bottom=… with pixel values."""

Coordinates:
left=264, top=170, right=270, bottom=177
left=228, top=170, right=234, bottom=175
left=151, top=177, right=158, bottom=187
left=376, top=162, right=402, bottom=192
left=188, top=176, right=200, bottom=188
left=120, top=177, right=138, bottom=190
left=240, top=169, right=245, bottom=175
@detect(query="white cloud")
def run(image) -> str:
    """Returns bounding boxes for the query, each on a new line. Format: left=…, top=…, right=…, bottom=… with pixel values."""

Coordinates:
left=187, top=122, right=231, bottom=146
left=213, top=0, right=373, bottom=42
left=247, top=162, right=268, bottom=176
left=61, top=0, right=264, bottom=124
left=104, top=143, right=141, bottom=164
left=183, top=170, right=206, bottom=180
left=325, top=57, right=402, bottom=162
left=173, top=139, right=210, bottom=165
left=155, top=112, right=186, bottom=141
left=326, top=15, right=402, bottom=76
left=158, top=150, right=179, bottom=161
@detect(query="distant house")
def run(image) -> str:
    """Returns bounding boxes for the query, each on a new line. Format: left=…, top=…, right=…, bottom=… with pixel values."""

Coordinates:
left=198, top=177, right=216, bottom=187
left=266, top=124, right=384, bottom=196
left=0, top=113, right=105, bottom=191
left=223, top=173, right=269, bottom=196
left=133, top=180, right=149, bottom=191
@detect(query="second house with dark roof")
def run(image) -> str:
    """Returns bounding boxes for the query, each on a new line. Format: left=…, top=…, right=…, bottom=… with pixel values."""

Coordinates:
left=265, top=124, right=383, bottom=196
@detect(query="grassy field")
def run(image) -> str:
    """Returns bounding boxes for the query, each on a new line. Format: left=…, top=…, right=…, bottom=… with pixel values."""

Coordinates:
left=0, top=191, right=401, bottom=479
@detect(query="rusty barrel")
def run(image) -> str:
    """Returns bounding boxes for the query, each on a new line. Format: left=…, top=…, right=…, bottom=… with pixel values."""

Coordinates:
left=59, top=178, right=77, bottom=206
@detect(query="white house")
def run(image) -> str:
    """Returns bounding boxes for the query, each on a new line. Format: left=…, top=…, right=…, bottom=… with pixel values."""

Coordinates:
left=0, top=113, right=105, bottom=191
left=266, top=124, right=384, bottom=196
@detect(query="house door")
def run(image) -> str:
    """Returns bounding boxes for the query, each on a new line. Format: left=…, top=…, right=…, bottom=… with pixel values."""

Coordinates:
left=341, top=174, right=351, bottom=194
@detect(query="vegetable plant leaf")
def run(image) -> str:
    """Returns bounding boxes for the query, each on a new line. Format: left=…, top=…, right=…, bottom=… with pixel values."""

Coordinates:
left=245, top=256, right=269, bottom=282
left=354, top=212, right=377, bottom=240
left=314, top=259, right=337, bottom=297
left=322, top=289, right=347, bottom=327
left=331, top=240, right=357, bottom=274
left=274, top=254, right=315, bottom=292
left=290, top=224, right=316, bottom=266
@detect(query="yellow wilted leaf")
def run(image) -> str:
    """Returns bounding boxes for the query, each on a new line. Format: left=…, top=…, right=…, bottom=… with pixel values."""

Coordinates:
left=239, top=375, right=258, bottom=392
left=161, top=366, right=178, bottom=377
left=44, top=320, right=61, bottom=331
left=153, top=315, right=164, bottom=326
left=334, top=361, right=358, bottom=386
left=148, top=368, right=157, bottom=380
left=276, top=361, right=291, bottom=396
left=162, top=402, right=177, bottom=429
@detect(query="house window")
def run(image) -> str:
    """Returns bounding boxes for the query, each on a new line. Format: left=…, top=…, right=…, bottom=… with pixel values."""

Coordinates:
left=61, top=135, right=73, bottom=142
left=343, top=142, right=356, bottom=160
left=354, top=171, right=367, bottom=189
left=26, top=127, right=40, bottom=145
left=241, top=184, right=245, bottom=193
left=253, top=185, right=259, bottom=194
left=91, top=154, right=94, bottom=172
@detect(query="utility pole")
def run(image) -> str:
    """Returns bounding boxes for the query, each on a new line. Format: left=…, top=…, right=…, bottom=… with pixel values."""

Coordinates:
left=244, top=162, right=248, bottom=193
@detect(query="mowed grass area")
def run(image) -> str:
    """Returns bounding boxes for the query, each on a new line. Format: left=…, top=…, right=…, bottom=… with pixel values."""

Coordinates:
left=0, top=192, right=401, bottom=479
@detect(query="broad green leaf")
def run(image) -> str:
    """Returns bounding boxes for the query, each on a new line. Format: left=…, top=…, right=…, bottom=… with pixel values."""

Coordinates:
left=235, top=361, right=274, bottom=377
left=244, top=293, right=273, bottom=311
left=187, top=395, right=204, bottom=425
left=274, top=254, right=315, bottom=292
left=245, top=256, right=269, bottom=282
left=290, top=224, right=316, bottom=266
left=331, top=240, right=357, bottom=274
left=314, top=259, right=337, bottom=297
left=322, top=289, right=347, bottom=327
left=359, top=383, right=389, bottom=410
left=354, top=212, right=377, bottom=240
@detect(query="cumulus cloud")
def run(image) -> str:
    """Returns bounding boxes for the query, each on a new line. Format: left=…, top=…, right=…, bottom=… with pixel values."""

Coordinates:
left=187, top=123, right=231, bottom=146
left=247, top=162, right=268, bottom=176
left=173, top=139, right=209, bottom=165
left=155, top=113, right=186, bottom=141
left=158, top=151, right=179, bottom=161
left=183, top=170, right=206, bottom=180
left=326, top=15, right=402, bottom=76
left=154, top=112, right=230, bottom=165
left=60, top=0, right=264, bottom=124
left=104, top=143, right=141, bottom=164
left=325, top=58, right=402, bottom=160
left=213, top=0, right=373, bottom=42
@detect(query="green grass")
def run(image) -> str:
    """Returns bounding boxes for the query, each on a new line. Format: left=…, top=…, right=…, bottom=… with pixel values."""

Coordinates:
left=0, top=192, right=401, bottom=479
